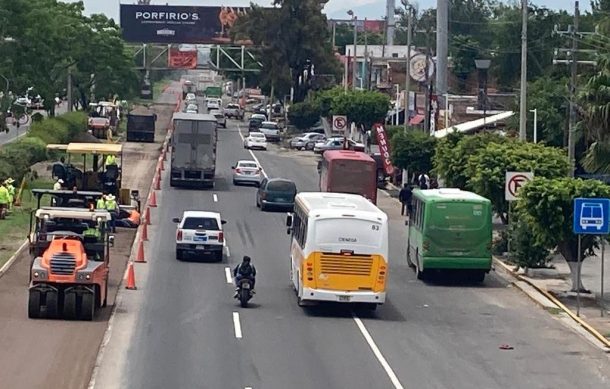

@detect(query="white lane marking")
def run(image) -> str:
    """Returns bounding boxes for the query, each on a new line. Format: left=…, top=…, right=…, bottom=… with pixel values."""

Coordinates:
left=237, top=125, right=268, bottom=178
left=353, top=315, right=405, bottom=389
left=233, top=312, right=243, bottom=339
left=245, top=387, right=253, bottom=389
left=213, top=193, right=218, bottom=202
left=226, top=245, right=231, bottom=257
left=225, top=267, right=233, bottom=284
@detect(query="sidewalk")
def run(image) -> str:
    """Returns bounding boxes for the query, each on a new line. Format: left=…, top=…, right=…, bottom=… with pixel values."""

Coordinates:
left=497, top=246, right=610, bottom=339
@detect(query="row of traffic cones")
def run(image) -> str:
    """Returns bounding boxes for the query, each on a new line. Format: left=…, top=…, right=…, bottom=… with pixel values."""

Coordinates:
left=125, top=142, right=169, bottom=290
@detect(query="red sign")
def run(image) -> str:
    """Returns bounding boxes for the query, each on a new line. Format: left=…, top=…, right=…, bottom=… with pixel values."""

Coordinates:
left=168, top=49, right=197, bottom=69
left=373, top=123, right=394, bottom=176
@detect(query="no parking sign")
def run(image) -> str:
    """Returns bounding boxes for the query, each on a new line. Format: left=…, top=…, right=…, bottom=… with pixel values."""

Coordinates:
left=332, top=115, right=347, bottom=133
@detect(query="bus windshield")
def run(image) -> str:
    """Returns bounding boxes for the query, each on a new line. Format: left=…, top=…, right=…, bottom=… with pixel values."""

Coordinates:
left=329, top=160, right=375, bottom=198
left=427, top=202, right=487, bottom=231
left=315, top=218, right=383, bottom=248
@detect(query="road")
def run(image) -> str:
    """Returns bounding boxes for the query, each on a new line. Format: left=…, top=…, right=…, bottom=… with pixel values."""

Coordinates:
left=94, top=115, right=610, bottom=389
left=0, top=87, right=176, bottom=389
left=0, top=101, right=68, bottom=146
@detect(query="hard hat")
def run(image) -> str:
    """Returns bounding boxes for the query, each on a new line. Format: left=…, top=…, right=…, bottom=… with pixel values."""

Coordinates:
left=6, top=178, right=14, bottom=183
left=57, top=179, right=64, bottom=184
left=106, top=194, right=116, bottom=201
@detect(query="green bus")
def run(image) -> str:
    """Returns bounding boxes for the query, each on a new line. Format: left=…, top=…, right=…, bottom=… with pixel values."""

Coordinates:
left=406, top=188, right=493, bottom=282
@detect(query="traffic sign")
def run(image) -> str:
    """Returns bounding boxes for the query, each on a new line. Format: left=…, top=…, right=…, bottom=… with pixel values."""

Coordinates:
left=505, top=171, right=534, bottom=201
left=573, top=198, right=610, bottom=235
left=332, top=115, right=347, bottom=133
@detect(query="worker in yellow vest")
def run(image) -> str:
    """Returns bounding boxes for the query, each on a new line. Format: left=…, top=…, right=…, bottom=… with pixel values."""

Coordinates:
left=105, top=194, right=118, bottom=232
left=0, top=180, right=9, bottom=219
left=96, top=194, right=107, bottom=210
left=5, top=178, right=15, bottom=211
left=105, top=154, right=117, bottom=167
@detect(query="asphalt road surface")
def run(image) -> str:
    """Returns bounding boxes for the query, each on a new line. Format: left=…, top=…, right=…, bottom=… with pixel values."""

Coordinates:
left=94, top=116, right=610, bottom=389
left=0, top=102, right=68, bottom=146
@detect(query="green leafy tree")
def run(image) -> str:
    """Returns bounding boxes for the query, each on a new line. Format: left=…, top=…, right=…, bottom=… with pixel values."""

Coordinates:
left=516, top=178, right=610, bottom=291
left=433, top=132, right=507, bottom=189
left=331, top=90, right=390, bottom=130
left=288, top=100, right=320, bottom=130
left=233, top=0, right=341, bottom=102
left=391, top=130, right=437, bottom=176
left=523, top=76, right=569, bottom=147
left=466, top=141, right=569, bottom=223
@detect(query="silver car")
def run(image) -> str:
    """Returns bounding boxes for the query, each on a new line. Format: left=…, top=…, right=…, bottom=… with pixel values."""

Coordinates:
left=290, top=133, right=326, bottom=150
left=231, top=160, right=263, bottom=186
left=210, top=109, right=227, bottom=128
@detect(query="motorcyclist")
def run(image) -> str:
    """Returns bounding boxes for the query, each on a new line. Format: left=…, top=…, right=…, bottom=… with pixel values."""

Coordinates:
left=233, top=255, right=256, bottom=298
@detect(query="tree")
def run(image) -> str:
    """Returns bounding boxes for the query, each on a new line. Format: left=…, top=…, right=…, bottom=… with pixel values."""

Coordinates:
left=433, top=132, right=507, bottom=189
left=287, top=100, right=320, bottom=130
left=522, top=76, right=569, bottom=147
left=516, top=178, right=610, bottom=291
left=391, top=130, right=437, bottom=176
left=313, top=87, right=390, bottom=131
left=466, top=141, right=569, bottom=223
left=233, top=0, right=341, bottom=102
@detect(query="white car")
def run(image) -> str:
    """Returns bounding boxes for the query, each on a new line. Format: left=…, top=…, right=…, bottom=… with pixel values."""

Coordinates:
left=185, top=93, right=196, bottom=101
left=173, top=211, right=226, bottom=261
left=250, top=113, right=266, bottom=121
left=232, top=160, right=263, bottom=186
left=210, top=109, right=226, bottom=128
left=258, top=121, right=281, bottom=142
left=290, top=132, right=326, bottom=150
left=244, top=132, right=267, bottom=150
left=185, top=103, right=198, bottom=113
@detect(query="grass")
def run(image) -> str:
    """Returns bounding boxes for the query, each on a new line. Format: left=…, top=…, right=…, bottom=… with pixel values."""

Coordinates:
left=153, top=78, right=172, bottom=99
left=0, top=178, right=54, bottom=268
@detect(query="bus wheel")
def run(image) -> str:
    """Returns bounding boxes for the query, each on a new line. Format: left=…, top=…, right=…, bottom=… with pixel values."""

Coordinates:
left=415, top=251, right=426, bottom=280
left=364, top=303, right=378, bottom=311
left=406, top=248, right=415, bottom=269
left=470, top=271, right=486, bottom=284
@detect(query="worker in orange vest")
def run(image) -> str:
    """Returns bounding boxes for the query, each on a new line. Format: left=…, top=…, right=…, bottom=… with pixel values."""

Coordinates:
left=115, top=208, right=140, bottom=228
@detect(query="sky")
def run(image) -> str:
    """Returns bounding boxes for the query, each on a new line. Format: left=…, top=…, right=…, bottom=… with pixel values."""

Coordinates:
left=67, top=1, right=591, bottom=22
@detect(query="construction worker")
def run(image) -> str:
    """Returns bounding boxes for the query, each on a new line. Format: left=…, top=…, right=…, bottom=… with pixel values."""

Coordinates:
left=0, top=180, right=9, bottom=219
left=104, top=154, right=117, bottom=167
left=5, top=178, right=15, bottom=210
left=116, top=208, right=140, bottom=228
left=105, top=194, right=118, bottom=232
left=96, top=194, right=106, bottom=210
left=53, top=178, right=64, bottom=191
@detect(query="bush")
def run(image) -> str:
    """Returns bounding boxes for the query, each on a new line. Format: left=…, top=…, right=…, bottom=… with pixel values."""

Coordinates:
left=287, top=100, right=320, bottom=130
left=510, top=217, right=551, bottom=268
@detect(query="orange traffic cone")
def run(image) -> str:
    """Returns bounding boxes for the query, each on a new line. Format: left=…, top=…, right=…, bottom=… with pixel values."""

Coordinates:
left=159, top=157, right=165, bottom=171
left=125, top=263, right=137, bottom=290
left=140, top=222, right=148, bottom=241
left=153, top=175, right=160, bottom=190
left=135, top=240, right=147, bottom=263
left=149, top=190, right=158, bottom=207
left=162, top=149, right=167, bottom=162
left=144, top=207, right=151, bottom=225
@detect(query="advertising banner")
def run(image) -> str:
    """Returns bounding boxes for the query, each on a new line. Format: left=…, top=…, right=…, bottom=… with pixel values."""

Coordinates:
left=120, top=4, right=253, bottom=44
left=168, top=48, right=197, bottom=69
left=372, top=124, right=395, bottom=176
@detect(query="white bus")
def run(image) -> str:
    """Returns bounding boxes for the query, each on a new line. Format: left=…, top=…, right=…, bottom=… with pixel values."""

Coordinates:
left=286, top=192, right=389, bottom=309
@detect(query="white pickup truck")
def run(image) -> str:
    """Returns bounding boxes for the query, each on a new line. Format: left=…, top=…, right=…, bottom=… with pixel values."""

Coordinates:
left=224, top=103, right=244, bottom=120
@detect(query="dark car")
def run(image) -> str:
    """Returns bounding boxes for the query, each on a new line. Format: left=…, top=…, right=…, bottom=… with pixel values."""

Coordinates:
left=256, top=178, right=297, bottom=211
left=248, top=117, right=264, bottom=132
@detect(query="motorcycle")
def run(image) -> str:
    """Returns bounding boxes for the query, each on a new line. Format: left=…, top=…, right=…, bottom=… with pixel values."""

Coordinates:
left=235, top=278, right=254, bottom=307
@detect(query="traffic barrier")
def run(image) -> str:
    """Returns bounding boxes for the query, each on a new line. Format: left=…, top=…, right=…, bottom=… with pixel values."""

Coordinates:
left=140, top=222, right=149, bottom=241
left=135, top=240, right=147, bottom=263
left=144, top=207, right=151, bottom=225
left=125, top=263, right=137, bottom=290
left=149, top=190, right=158, bottom=207
left=153, top=175, right=161, bottom=190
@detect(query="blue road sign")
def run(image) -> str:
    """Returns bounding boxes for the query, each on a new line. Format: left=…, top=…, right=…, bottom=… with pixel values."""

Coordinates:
left=573, top=198, right=610, bottom=235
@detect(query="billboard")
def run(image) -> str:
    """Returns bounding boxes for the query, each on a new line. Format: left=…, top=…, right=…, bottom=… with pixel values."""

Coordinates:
left=120, top=4, right=252, bottom=44
left=168, top=48, right=197, bottom=69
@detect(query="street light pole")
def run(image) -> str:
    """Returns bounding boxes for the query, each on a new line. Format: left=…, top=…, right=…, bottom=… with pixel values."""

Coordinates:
left=475, top=59, right=491, bottom=129
left=403, top=1, right=413, bottom=133
left=352, top=15, right=358, bottom=90
left=530, top=108, right=537, bottom=143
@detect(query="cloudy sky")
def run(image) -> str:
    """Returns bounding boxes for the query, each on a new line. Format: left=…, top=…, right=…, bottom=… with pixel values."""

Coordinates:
left=68, top=1, right=589, bottom=22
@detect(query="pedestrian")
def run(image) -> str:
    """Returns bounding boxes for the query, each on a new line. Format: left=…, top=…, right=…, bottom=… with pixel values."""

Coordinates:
left=115, top=208, right=140, bottom=228
left=104, top=194, right=118, bottom=233
left=5, top=178, right=15, bottom=210
left=0, top=180, right=9, bottom=219
left=104, top=154, right=117, bottom=167
left=399, top=183, right=413, bottom=216
left=96, top=193, right=107, bottom=210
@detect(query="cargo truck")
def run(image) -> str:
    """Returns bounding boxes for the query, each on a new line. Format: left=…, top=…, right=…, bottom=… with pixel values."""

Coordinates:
left=170, top=112, right=218, bottom=188
left=205, top=86, right=223, bottom=99
left=126, top=107, right=157, bottom=143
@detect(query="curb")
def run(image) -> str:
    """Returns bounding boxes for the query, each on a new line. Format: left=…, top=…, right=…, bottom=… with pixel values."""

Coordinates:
left=494, top=258, right=610, bottom=351
left=0, top=240, right=28, bottom=279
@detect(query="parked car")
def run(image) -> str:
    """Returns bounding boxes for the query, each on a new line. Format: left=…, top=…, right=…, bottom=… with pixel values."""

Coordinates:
left=209, top=109, right=226, bottom=128
left=258, top=121, right=281, bottom=142
left=232, top=160, right=263, bottom=186
left=250, top=113, right=267, bottom=121
left=313, top=138, right=365, bottom=154
left=244, top=132, right=267, bottom=150
left=290, top=133, right=326, bottom=150
left=224, top=103, right=244, bottom=120
left=256, top=178, right=297, bottom=211
left=173, top=211, right=226, bottom=261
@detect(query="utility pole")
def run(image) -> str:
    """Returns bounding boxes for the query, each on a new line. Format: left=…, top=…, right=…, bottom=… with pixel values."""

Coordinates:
left=567, top=1, right=580, bottom=177
left=352, top=17, right=358, bottom=90
left=436, top=0, right=448, bottom=109
left=404, top=5, right=413, bottom=133
left=363, top=19, right=368, bottom=90
left=518, top=0, right=528, bottom=140
left=385, top=0, right=396, bottom=46
left=423, top=29, right=433, bottom=135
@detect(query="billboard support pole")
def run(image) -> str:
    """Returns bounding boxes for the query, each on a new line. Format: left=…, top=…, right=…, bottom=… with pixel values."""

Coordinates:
left=143, top=44, right=147, bottom=70
left=216, top=45, right=220, bottom=70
